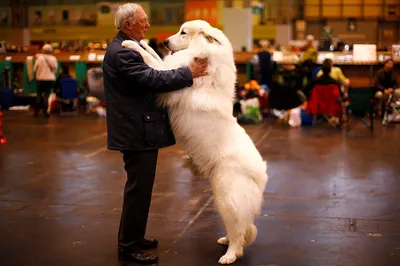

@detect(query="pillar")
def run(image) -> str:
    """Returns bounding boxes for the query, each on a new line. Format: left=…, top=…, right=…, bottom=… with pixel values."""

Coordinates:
left=11, top=0, right=30, bottom=46
left=276, top=0, right=293, bottom=45
left=223, top=7, right=253, bottom=51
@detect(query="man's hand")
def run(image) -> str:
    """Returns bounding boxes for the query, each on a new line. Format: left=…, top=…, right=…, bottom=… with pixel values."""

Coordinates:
left=189, top=58, right=208, bottom=79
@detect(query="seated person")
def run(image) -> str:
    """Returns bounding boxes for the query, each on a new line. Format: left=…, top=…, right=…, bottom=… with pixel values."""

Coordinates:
left=303, top=59, right=342, bottom=99
left=54, top=64, right=75, bottom=111
left=375, top=59, right=400, bottom=113
left=303, top=60, right=343, bottom=126
left=54, top=64, right=72, bottom=97
left=316, top=58, right=350, bottom=89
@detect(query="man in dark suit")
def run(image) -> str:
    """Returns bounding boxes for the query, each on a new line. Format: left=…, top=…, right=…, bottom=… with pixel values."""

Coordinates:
left=102, top=3, right=208, bottom=264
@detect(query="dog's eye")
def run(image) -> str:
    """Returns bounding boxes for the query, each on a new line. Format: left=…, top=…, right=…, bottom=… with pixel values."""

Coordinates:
left=180, top=31, right=187, bottom=35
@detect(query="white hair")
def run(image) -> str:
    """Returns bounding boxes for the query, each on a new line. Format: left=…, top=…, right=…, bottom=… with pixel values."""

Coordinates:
left=115, top=3, right=140, bottom=31
left=42, top=44, right=53, bottom=54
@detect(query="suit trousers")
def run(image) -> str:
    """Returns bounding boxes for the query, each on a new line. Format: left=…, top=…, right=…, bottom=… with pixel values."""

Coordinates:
left=118, top=149, right=159, bottom=251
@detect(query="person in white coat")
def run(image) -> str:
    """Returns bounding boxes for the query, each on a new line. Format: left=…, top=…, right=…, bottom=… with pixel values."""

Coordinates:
left=33, top=44, right=58, bottom=117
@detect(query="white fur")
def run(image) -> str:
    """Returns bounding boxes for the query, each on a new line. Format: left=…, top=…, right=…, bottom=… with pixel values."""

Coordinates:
left=122, top=20, right=268, bottom=264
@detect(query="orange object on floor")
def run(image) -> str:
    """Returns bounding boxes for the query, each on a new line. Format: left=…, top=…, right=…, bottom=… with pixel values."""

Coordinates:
left=0, top=108, right=7, bottom=144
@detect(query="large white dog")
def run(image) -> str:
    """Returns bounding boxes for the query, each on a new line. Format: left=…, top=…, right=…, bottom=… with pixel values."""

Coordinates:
left=122, top=20, right=268, bottom=264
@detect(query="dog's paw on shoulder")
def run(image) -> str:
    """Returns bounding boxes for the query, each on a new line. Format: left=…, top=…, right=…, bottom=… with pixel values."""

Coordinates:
left=122, top=40, right=139, bottom=50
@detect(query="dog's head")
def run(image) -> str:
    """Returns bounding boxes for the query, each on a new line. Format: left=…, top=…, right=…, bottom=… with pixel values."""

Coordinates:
left=164, top=20, right=222, bottom=53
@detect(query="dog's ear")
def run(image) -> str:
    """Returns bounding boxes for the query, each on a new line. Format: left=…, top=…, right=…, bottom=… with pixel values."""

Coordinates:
left=197, top=30, right=221, bottom=45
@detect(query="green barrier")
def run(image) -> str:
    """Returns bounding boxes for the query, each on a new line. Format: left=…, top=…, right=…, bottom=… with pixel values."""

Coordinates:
left=245, top=62, right=252, bottom=82
left=56, top=61, right=61, bottom=78
left=23, top=60, right=36, bottom=95
left=23, top=60, right=61, bottom=95
left=75, top=61, right=87, bottom=88
left=0, top=61, right=13, bottom=88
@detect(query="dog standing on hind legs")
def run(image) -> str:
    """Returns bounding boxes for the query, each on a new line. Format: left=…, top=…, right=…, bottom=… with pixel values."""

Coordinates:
left=122, top=20, right=268, bottom=264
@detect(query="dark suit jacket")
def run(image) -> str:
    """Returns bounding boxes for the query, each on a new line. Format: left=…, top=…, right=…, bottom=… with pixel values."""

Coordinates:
left=103, top=31, right=193, bottom=151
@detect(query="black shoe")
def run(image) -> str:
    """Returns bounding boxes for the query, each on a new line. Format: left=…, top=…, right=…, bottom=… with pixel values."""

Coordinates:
left=118, top=249, right=159, bottom=264
left=141, top=238, right=158, bottom=250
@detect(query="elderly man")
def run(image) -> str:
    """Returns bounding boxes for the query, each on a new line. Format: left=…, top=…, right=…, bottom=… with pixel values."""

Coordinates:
left=33, top=44, right=58, bottom=117
left=103, top=3, right=208, bottom=264
left=375, top=59, right=400, bottom=114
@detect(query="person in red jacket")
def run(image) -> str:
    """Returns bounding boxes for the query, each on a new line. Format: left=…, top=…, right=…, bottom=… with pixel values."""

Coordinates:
left=303, top=59, right=341, bottom=99
left=304, top=59, right=343, bottom=126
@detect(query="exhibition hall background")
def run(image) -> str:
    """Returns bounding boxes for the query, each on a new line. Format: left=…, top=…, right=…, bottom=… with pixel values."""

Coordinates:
left=1, top=0, right=400, bottom=48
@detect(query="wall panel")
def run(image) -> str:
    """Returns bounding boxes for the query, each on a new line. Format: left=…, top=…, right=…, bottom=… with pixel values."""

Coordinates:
left=322, top=5, right=341, bottom=17
left=304, top=0, right=320, bottom=18
left=342, top=5, right=362, bottom=17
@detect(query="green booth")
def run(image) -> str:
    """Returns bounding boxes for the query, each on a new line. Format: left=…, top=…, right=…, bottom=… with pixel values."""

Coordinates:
left=22, top=60, right=92, bottom=95
left=75, top=61, right=87, bottom=88
left=23, top=60, right=62, bottom=95
left=0, top=61, right=13, bottom=88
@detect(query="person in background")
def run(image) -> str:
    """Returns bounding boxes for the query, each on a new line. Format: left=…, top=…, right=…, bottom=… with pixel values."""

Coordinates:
left=250, top=41, right=273, bottom=86
left=298, top=35, right=318, bottom=65
left=303, top=59, right=343, bottom=126
left=298, top=35, right=319, bottom=82
left=334, top=42, right=345, bottom=52
left=33, top=44, right=58, bottom=117
left=374, top=59, right=400, bottom=114
left=54, top=64, right=71, bottom=97
left=316, top=58, right=350, bottom=89
left=303, top=59, right=341, bottom=99
left=53, top=64, right=76, bottom=112
left=103, top=3, right=208, bottom=264
left=250, top=40, right=274, bottom=87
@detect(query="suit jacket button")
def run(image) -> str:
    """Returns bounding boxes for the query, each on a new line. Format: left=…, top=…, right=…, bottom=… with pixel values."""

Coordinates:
left=146, top=116, right=150, bottom=119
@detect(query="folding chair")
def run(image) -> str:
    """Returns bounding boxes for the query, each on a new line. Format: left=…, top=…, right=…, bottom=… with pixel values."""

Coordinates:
left=59, top=78, right=78, bottom=116
left=345, top=87, right=375, bottom=134
left=306, top=83, right=343, bottom=129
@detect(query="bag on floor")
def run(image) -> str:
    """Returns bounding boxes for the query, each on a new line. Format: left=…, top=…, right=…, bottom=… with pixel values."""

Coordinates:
left=48, top=92, right=57, bottom=113
left=288, top=107, right=302, bottom=127
left=237, top=98, right=263, bottom=124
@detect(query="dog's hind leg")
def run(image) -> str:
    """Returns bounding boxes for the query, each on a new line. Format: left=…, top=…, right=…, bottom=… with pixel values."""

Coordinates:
left=216, top=203, right=246, bottom=264
left=213, top=171, right=263, bottom=264
left=217, top=224, right=257, bottom=247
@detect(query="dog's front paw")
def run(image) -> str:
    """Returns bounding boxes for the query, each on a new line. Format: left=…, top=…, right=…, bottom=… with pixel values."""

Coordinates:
left=218, top=254, right=237, bottom=265
left=122, top=40, right=140, bottom=50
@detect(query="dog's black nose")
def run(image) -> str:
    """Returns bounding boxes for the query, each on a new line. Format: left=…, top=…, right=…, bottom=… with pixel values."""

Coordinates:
left=164, top=39, right=169, bottom=46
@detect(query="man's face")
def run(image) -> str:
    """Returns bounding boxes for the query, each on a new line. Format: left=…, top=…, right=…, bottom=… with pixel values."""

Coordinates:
left=385, top=61, right=394, bottom=71
left=126, top=7, right=150, bottom=41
